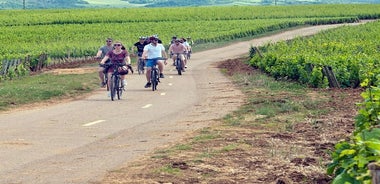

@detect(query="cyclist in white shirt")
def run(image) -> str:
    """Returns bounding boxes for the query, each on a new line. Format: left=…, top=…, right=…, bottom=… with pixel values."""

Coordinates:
left=142, top=36, right=168, bottom=88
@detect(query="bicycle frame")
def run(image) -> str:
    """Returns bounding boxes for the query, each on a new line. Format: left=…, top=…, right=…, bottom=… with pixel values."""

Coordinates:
left=137, top=56, right=145, bottom=75
left=146, top=57, right=166, bottom=91
left=103, top=63, right=125, bottom=101
left=175, top=53, right=183, bottom=75
left=150, top=64, right=160, bottom=91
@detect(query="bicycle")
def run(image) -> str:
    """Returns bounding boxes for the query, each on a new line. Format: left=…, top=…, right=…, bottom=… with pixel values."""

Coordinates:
left=186, top=50, right=191, bottom=60
left=137, top=55, right=145, bottom=75
left=174, top=53, right=184, bottom=75
left=148, top=57, right=166, bottom=91
left=101, top=63, right=128, bottom=101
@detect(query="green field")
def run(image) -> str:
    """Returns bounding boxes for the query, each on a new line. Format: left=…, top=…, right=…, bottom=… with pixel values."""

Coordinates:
left=0, top=4, right=380, bottom=82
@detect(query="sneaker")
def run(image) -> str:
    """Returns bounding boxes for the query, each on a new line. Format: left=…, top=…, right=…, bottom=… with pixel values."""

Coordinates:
left=159, top=73, right=164, bottom=78
left=185, top=65, right=188, bottom=68
left=144, top=82, right=151, bottom=88
left=121, top=80, right=127, bottom=90
left=100, top=82, right=106, bottom=88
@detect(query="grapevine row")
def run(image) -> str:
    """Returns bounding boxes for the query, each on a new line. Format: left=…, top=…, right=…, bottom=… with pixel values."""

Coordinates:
left=250, top=20, right=380, bottom=88
left=0, top=4, right=379, bottom=26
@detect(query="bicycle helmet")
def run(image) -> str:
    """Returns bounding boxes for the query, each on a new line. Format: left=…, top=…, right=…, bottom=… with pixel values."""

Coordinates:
left=139, top=36, right=145, bottom=40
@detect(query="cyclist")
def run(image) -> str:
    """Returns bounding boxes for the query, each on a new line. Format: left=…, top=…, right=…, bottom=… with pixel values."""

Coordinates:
left=95, top=38, right=114, bottom=87
left=99, top=41, right=131, bottom=94
left=142, top=36, right=168, bottom=88
left=186, top=36, right=194, bottom=46
left=131, top=36, right=148, bottom=70
left=185, top=36, right=193, bottom=61
left=168, top=39, right=187, bottom=72
left=170, top=35, right=177, bottom=45
left=180, top=37, right=190, bottom=69
left=168, top=35, right=177, bottom=64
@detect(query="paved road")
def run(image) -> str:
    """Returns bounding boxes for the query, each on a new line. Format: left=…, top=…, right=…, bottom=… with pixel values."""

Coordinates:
left=0, top=22, right=365, bottom=184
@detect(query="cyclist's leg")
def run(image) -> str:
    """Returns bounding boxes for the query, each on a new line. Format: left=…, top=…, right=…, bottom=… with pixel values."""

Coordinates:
left=145, top=59, right=154, bottom=87
left=180, top=54, right=186, bottom=71
left=121, top=74, right=127, bottom=89
left=171, top=54, right=176, bottom=66
left=98, top=66, right=106, bottom=87
left=157, top=60, right=165, bottom=78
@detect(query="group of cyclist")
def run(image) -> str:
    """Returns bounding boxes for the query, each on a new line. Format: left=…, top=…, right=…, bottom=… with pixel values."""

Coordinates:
left=95, top=35, right=193, bottom=94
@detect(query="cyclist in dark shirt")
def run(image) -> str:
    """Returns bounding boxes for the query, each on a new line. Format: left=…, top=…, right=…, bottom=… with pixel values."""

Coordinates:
left=132, top=37, right=148, bottom=57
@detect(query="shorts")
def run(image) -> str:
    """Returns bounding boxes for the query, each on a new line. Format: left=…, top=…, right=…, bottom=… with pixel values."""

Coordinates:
left=146, top=58, right=161, bottom=68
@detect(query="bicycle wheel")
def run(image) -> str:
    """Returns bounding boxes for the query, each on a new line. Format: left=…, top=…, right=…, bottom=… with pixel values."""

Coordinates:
left=110, top=75, right=117, bottom=101
left=176, top=58, right=182, bottom=75
left=138, top=59, right=145, bottom=75
left=117, top=76, right=123, bottom=100
left=105, top=75, right=109, bottom=91
left=151, top=69, right=157, bottom=91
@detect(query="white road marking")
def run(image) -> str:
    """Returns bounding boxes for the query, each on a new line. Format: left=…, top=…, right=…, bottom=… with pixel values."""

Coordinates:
left=168, top=83, right=173, bottom=86
left=160, top=92, right=166, bottom=96
left=82, top=120, right=105, bottom=127
left=169, top=76, right=173, bottom=79
left=142, top=104, right=152, bottom=109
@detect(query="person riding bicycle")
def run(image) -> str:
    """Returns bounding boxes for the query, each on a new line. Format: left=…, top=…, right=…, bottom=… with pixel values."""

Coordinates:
left=180, top=37, right=191, bottom=68
left=168, top=39, right=187, bottom=72
left=131, top=37, right=148, bottom=70
left=99, top=41, right=131, bottom=94
left=131, top=36, right=148, bottom=58
left=94, top=38, right=113, bottom=87
left=142, top=36, right=168, bottom=88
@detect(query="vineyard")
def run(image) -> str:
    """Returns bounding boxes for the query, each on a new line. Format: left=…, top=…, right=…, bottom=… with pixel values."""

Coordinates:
left=250, top=20, right=380, bottom=88
left=1, top=4, right=380, bottom=183
left=249, top=19, right=380, bottom=184
left=1, top=4, right=380, bottom=80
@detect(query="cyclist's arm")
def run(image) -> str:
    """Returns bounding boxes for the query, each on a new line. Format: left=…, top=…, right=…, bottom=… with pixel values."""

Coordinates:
left=125, top=55, right=131, bottom=65
left=142, top=50, right=148, bottom=60
left=161, top=50, right=168, bottom=62
left=167, top=44, right=173, bottom=56
left=95, top=50, right=102, bottom=58
left=100, top=55, right=109, bottom=65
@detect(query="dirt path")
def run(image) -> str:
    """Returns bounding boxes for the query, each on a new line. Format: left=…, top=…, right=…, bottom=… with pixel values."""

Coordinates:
left=0, top=22, right=369, bottom=184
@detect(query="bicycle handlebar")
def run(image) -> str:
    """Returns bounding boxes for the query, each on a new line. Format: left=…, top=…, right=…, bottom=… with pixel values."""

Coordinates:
left=142, top=57, right=167, bottom=61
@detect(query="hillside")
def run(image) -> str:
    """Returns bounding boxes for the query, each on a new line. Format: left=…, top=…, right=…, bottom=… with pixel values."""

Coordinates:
left=0, top=0, right=379, bottom=9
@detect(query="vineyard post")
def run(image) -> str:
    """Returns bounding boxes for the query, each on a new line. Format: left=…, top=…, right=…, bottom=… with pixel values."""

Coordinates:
left=369, top=162, right=380, bottom=184
left=322, top=66, right=340, bottom=88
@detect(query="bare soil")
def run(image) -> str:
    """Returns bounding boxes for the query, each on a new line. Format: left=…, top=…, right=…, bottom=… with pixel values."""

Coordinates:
left=98, top=58, right=363, bottom=184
